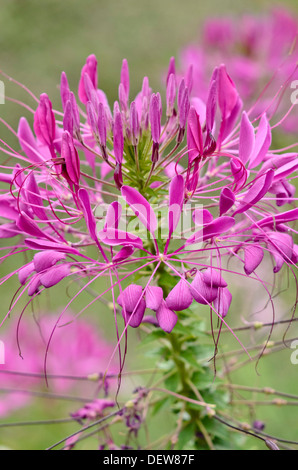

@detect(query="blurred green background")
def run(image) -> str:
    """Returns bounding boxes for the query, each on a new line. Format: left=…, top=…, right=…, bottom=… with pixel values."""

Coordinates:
left=0, top=0, right=298, bottom=450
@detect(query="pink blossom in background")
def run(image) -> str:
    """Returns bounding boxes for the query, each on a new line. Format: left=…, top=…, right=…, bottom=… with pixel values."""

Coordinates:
left=0, top=313, right=115, bottom=417
left=178, top=8, right=298, bottom=131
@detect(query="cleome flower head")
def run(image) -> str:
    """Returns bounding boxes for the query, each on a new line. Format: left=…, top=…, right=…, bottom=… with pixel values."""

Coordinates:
left=0, top=50, right=297, bottom=364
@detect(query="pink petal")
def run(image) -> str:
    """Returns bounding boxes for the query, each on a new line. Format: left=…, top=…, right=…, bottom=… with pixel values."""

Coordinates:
left=18, top=262, right=35, bottom=285
left=219, top=187, right=235, bottom=216
left=145, top=286, right=164, bottom=311
left=192, top=209, right=213, bottom=225
left=18, top=117, right=43, bottom=164
left=33, top=251, right=66, bottom=273
left=24, top=239, right=80, bottom=255
left=121, top=186, right=157, bottom=235
left=203, top=268, right=227, bottom=288
left=156, top=300, right=178, bottom=333
left=78, top=55, right=98, bottom=104
left=99, top=229, right=143, bottom=250
left=165, top=279, right=193, bottom=311
left=239, top=112, right=255, bottom=165
left=39, top=264, right=70, bottom=288
left=243, top=245, right=264, bottom=275
left=213, top=287, right=232, bottom=318
left=185, top=216, right=235, bottom=246
left=190, top=271, right=218, bottom=305
left=117, top=284, right=143, bottom=312
left=187, top=106, right=203, bottom=162
left=234, top=169, right=274, bottom=215
left=168, top=175, right=184, bottom=236
left=112, top=245, right=134, bottom=263
left=218, top=65, right=238, bottom=118
left=25, top=173, right=48, bottom=221
left=78, top=188, right=98, bottom=242
left=248, top=114, right=271, bottom=169
left=122, top=299, right=146, bottom=328
left=266, top=232, right=294, bottom=273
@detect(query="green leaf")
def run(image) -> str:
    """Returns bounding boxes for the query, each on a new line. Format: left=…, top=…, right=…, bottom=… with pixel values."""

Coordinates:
left=177, top=422, right=195, bottom=449
left=151, top=396, right=173, bottom=416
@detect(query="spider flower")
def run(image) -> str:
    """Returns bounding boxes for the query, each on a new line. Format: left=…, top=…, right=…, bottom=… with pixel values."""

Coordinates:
left=0, top=52, right=297, bottom=357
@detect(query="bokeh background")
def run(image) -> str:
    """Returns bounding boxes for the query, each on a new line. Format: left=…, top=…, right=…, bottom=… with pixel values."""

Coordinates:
left=0, top=0, right=298, bottom=450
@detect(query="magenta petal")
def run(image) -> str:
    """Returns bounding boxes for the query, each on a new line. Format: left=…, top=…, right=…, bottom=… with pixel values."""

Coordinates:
left=117, top=284, right=143, bottom=312
left=130, top=101, right=140, bottom=146
left=105, top=201, right=122, bottom=230
left=25, top=173, right=48, bottom=221
left=17, top=213, right=53, bottom=241
left=206, top=77, right=217, bottom=134
left=25, top=239, right=80, bottom=255
left=156, top=300, right=178, bottom=333
left=33, top=94, right=56, bottom=147
left=149, top=94, right=161, bottom=144
left=239, top=111, right=255, bottom=165
left=112, top=245, right=134, bottom=263
left=192, top=209, right=213, bottom=226
left=218, top=65, right=238, bottom=118
left=121, top=185, right=157, bottom=234
left=219, top=187, right=235, bottom=215
left=203, top=268, right=227, bottom=288
left=166, top=279, right=193, bottom=311
left=168, top=175, right=184, bottom=236
left=177, top=80, right=190, bottom=130
left=78, top=188, right=98, bottom=242
left=258, top=208, right=298, bottom=229
left=18, top=117, right=43, bottom=164
left=33, top=251, right=66, bottom=273
left=213, top=287, right=232, bottom=318
left=234, top=169, right=274, bottom=215
left=62, top=131, right=80, bottom=185
left=166, top=73, right=176, bottom=117
left=187, top=106, right=203, bottom=162
left=113, top=111, right=124, bottom=164
left=243, top=245, right=264, bottom=275
left=39, top=264, right=70, bottom=288
left=0, top=223, right=19, bottom=238
left=60, top=72, right=70, bottom=110
left=28, top=275, right=41, bottom=296
left=270, top=159, right=298, bottom=183
left=98, top=102, right=107, bottom=147
left=120, top=59, right=130, bottom=99
left=249, top=114, right=271, bottom=169
left=99, top=229, right=143, bottom=250
left=18, top=262, right=35, bottom=285
left=190, top=271, right=218, bottom=305
left=186, top=216, right=235, bottom=246
left=145, top=286, right=164, bottom=311
left=0, top=199, right=19, bottom=221
left=142, top=315, right=159, bottom=326
left=166, top=57, right=176, bottom=86
left=266, top=232, right=294, bottom=273
left=122, top=299, right=146, bottom=328
left=0, top=173, right=13, bottom=184
left=78, top=54, right=98, bottom=104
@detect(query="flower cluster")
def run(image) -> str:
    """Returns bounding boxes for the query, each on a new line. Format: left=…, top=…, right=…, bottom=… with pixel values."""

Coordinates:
left=177, top=7, right=298, bottom=132
left=0, top=49, right=297, bottom=353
